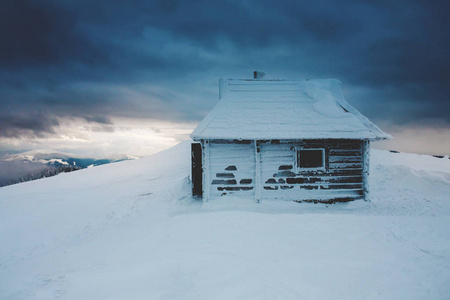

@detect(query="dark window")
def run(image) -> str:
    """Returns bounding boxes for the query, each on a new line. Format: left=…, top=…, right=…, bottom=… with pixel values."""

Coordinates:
left=298, top=149, right=324, bottom=168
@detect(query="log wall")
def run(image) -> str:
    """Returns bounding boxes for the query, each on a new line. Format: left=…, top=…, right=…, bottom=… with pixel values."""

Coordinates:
left=204, top=139, right=366, bottom=202
left=208, top=140, right=255, bottom=199
left=259, top=140, right=364, bottom=202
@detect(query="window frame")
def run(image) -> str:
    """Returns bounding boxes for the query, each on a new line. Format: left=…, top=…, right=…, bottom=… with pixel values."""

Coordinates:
left=295, top=147, right=326, bottom=171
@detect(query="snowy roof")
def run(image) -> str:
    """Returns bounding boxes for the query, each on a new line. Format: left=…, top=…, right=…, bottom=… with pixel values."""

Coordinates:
left=191, top=78, right=391, bottom=141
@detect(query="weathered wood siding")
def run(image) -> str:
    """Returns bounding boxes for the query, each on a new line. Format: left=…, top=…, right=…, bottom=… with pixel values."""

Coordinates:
left=259, top=140, right=364, bottom=202
left=208, top=140, right=255, bottom=199
left=202, top=139, right=366, bottom=202
left=362, top=140, right=370, bottom=201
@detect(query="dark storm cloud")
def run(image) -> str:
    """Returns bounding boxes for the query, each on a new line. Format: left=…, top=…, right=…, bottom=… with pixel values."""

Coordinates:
left=1, top=0, right=450, bottom=138
left=0, top=113, right=58, bottom=138
left=0, top=0, right=104, bottom=68
left=347, top=0, right=450, bottom=124
left=84, top=116, right=113, bottom=125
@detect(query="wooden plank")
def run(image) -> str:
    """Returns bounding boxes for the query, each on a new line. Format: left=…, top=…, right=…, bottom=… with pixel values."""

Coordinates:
left=261, top=169, right=363, bottom=178
left=260, top=154, right=294, bottom=159
left=262, top=182, right=362, bottom=188
left=260, top=145, right=293, bottom=151
left=327, top=176, right=363, bottom=183
left=211, top=189, right=254, bottom=198
left=240, top=178, right=253, bottom=185
left=258, top=139, right=361, bottom=146
left=279, top=140, right=360, bottom=148
left=216, top=186, right=254, bottom=191
left=262, top=189, right=364, bottom=196
left=260, top=144, right=295, bottom=153
left=260, top=147, right=293, bottom=151
left=329, top=156, right=363, bottom=163
left=277, top=176, right=363, bottom=184
left=210, top=144, right=255, bottom=151
left=215, top=173, right=235, bottom=178
left=210, top=146, right=256, bottom=152
left=329, top=162, right=363, bottom=169
left=260, top=149, right=294, bottom=154
left=255, top=141, right=261, bottom=203
left=209, top=154, right=255, bottom=160
left=329, top=150, right=362, bottom=156
left=325, top=143, right=362, bottom=150
left=363, top=140, right=370, bottom=201
left=260, top=155, right=295, bottom=161
left=211, top=170, right=255, bottom=177
left=320, top=184, right=363, bottom=190
left=261, top=161, right=296, bottom=169
left=261, top=187, right=364, bottom=201
left=210, top=139, right=252, bottom=144
left=209, top=149, right=255, bottom=155
left=203, top=140, right=210, bottom=202
left=210, top=162, right=256, bottom=167
left=298, top=169, right=363, bottom=176
left=210, top=165, right=255, bottom=173
left=211, top=179, right=237, bottom=185
left=209, top=162, right=256, bottom=167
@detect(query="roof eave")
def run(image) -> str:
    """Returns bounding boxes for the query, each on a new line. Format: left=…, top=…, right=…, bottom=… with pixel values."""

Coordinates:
left=190, top=134, right=392, bottom=141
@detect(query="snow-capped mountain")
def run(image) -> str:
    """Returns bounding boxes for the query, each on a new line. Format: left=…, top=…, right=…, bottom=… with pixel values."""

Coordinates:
left=0, top=150, right=135, bottom=187
left=0, top=141, right=449, bottom=299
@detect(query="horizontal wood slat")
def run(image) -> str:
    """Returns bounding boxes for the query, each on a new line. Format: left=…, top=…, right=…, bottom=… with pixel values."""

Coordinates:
left=329, top=150, right=362, bottom=156
left=329, top=163, right=363, bottom=169
left=208, top=139, right=366, bottom=201
left=329, top=156, right=362, bottom=163
left=209, top=142, right=255, bottom=199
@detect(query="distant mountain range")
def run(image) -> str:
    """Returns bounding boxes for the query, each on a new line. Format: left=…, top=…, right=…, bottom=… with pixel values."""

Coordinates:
left=0, top=150, right=136, bottom=187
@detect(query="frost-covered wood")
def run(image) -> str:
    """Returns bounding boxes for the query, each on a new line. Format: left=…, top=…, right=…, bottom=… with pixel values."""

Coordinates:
left=208, top=140, right=255, bottom=199
left=202, top=140, right=211, bottom=202
left=362, top=140, right=370, bottom=201
left=255, top=140, right=262, bottom=203
left=200, top=139, right=366, bottom=202
left=259, top=139, right=364, bottom=202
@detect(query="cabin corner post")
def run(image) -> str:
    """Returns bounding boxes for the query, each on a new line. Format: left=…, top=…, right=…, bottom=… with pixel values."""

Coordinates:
left=254, top=140, right=261, bottom=203
left=362, top=140, right=370, bottom=201
left=202, top=139, right=211, bottom=203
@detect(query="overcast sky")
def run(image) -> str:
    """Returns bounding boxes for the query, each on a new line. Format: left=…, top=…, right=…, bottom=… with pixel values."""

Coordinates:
left=1, top=0, right=449, bottom=157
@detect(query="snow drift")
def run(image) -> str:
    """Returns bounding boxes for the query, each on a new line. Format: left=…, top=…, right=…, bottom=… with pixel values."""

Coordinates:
left=0, top=141, right=449, bottom=299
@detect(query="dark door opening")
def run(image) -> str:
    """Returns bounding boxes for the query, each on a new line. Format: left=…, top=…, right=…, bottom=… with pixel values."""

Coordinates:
left=191, top=143, right=203, bottom=197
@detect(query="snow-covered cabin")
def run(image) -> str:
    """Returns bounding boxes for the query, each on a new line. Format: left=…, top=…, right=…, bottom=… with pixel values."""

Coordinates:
left=190, top=75, right=391, bottom=203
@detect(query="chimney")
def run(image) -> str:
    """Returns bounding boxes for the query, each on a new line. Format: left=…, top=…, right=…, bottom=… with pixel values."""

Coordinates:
left=253, top=71, right=265, bottom=79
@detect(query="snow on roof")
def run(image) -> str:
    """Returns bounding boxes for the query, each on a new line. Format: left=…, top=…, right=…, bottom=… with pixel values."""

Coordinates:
left=191, top=78, right=391, bottom=141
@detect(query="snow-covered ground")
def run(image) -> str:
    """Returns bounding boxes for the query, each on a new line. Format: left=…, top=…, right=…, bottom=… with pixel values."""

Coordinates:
left=0, top=141, right=449, bottom=299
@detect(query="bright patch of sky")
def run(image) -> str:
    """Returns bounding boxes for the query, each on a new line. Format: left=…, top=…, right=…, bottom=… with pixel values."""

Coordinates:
left=0, top=118, right=196, bottom=158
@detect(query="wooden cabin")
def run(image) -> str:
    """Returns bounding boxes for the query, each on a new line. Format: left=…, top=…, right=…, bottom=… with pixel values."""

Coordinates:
left=190, top=75, right=391, bottom=203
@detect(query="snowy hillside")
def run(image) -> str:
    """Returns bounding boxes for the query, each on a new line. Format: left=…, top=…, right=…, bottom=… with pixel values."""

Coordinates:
left=0, top=141, right=449, bottom=300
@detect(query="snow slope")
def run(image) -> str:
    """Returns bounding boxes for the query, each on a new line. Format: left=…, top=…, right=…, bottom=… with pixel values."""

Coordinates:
left=0, top=141, right=449, bottom=300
